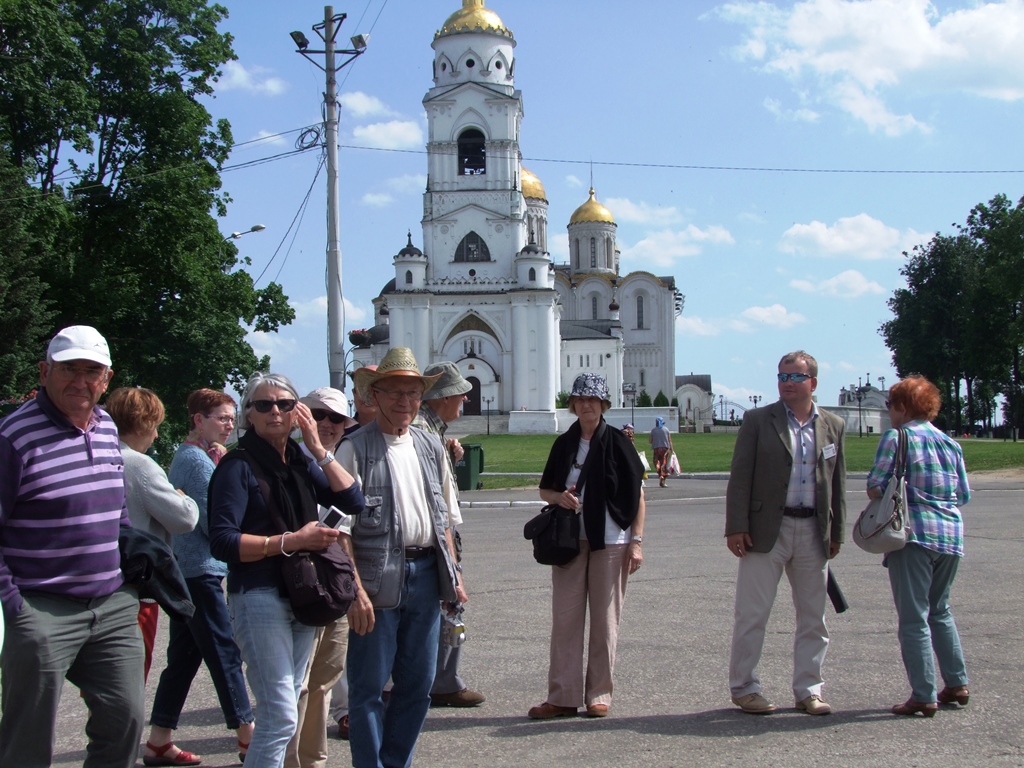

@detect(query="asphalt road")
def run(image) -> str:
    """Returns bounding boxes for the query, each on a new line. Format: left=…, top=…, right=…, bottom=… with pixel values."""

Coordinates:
left=42, top=475, right=1024, bottom=767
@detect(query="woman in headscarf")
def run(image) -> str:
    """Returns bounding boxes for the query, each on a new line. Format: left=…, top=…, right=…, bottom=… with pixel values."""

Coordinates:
left=209, top=373, right=364, bottom=767
left=528, top=373, right=645, bottom=720
left=649, top=416, right=674, bottom=487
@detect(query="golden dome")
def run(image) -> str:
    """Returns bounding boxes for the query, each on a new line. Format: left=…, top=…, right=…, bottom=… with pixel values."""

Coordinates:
left=436, top=0, right=513, bottom=40
left=521, top=166, right=547, bottom=202
left=569, top=188, right=616, bottom=225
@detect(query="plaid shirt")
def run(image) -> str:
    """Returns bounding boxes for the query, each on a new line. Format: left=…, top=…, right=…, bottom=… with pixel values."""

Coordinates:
left=866, top=420, right=970, bottom=557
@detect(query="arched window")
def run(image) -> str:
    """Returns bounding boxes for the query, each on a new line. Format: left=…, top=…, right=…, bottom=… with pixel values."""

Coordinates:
left=590, top=238, right=596, bottom=268
left=405, top=270, right=413, bottom=284
left=574, top=239, right=580, bottom=270
left=636, top=295, right=645, bottom=329
left=528, top=267, right=536, bottom=281
left=606, top=237, right=614, bottom=268
left=591, top=295, right=598, bottom=319
left=454, top=232, right=490, bottom=262
left=640, top=370, right=646, bottom=387
left=457, top=128, right=486, bottom=175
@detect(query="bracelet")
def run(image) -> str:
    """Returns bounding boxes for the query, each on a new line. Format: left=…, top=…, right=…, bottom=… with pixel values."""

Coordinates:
left=262, top=536, right=271, bottom=557
left=631, top=535, right=643, bottom=544
left=280, top=532, right=296, bottom=557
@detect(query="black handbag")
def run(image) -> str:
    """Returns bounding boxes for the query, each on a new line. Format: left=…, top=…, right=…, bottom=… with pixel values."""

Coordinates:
left=280, top=542, right=358, bottom=627
left=523, top=504, right=581, bottom=565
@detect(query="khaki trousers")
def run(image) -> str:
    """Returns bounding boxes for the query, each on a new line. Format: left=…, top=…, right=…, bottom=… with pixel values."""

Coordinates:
left=547, top=542, right=629, bottom=708
left=286, top=616, right=348, bottom=768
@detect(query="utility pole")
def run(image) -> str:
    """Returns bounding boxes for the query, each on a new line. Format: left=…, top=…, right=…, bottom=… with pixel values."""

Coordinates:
left=291, top=8, right=368, bottom=391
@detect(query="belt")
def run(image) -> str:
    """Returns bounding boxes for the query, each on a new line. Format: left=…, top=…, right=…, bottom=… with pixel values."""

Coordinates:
left=404, top=546, right=436, bottom=560
left=783, top=507, right=816, bottom=519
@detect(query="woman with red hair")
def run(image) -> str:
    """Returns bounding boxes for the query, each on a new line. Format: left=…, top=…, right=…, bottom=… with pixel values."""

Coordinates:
left=866, top=375, right=971, bottom=718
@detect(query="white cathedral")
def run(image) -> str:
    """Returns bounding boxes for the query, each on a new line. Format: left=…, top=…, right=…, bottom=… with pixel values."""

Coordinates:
left=350, top=0, right=683, bottom=419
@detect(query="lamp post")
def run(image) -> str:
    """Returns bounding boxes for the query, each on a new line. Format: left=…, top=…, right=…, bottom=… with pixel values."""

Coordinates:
left=291, top=8, right=368, bottom=391
left=749, top=394, right=762, bottom=409
left=223, top=224, right=266, bottom=242
left=719, top=395, right=725, bottom=421
left=483, top=396, right=494, bottom=435
left=623, top=383, right=637, bottom=425
left=855, top=375, right=866, bottom=438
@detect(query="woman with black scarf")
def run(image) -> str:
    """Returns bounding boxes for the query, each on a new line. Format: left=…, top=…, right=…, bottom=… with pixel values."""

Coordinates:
left=528, top=373, right=646, bottom=720
left=209, top=372, right=363, bottom=767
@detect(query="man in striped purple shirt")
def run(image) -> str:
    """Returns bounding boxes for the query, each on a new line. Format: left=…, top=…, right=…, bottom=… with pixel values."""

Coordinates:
left=0, top=326, right=144, bottom=768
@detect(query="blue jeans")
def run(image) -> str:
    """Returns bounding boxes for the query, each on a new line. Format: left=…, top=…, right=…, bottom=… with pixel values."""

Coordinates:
left=150, top=573, right=254, bottom=730
left=0, top=587, right=145, bottom=768
left=887, top=543, right=968, bottom=702
left=348, top=556, right=441, bottom=768
left=229, top=587, right=316, bottom=768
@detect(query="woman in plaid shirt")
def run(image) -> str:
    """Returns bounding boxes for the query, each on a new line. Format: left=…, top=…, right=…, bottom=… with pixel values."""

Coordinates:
left=867, top=375, right=971, bottom=718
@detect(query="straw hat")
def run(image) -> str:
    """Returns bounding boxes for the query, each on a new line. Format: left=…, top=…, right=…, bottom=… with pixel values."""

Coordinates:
left=352, top=347, right=441, bottom=399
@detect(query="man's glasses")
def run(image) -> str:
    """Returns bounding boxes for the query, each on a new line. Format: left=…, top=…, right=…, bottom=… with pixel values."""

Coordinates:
left=52, top=363, right=108, bottom=384
left=248, top=399, right=297, bottom=413
left=205, top=414, right=236, bottom=425
left=885, top=400, right=892, bottom=409
left=372, top=388, right=423, bottom=402
left=777, top=373, right=813, bottom=383
left=312, top=409, right=347, bottom=424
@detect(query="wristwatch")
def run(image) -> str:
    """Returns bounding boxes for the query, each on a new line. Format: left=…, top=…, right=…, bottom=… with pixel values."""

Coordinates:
left=631, top=535, right=643, bottom=544
left=316, top=451, right=335, bottom=467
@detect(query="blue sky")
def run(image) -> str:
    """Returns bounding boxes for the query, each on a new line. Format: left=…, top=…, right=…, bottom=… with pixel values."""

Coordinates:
left=206, top=0, right=1024, bottom=413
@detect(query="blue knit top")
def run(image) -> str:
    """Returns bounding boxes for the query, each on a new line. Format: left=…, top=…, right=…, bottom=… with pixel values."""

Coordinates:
left=168, top=443, right=227, bottom=579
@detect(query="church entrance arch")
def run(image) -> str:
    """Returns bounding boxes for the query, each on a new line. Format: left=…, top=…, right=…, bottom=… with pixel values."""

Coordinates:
left=465, top=377, right=481, bottom=416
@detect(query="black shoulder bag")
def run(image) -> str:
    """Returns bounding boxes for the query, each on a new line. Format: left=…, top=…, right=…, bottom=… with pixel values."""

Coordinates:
left=523, top=447, right=592, bottom=566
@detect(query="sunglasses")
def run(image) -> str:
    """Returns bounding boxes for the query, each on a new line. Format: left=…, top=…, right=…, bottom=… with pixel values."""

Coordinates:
left=777, top=373, right=813, bottom=383
left=312, top=409, right=347, bottom=424
left=247, top=398, right=297, bottom=413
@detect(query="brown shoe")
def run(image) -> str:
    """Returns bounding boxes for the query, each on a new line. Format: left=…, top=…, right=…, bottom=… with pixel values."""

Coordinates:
left=528, top=702, right=578, bottom=720
left=892, top=698, right=937, bottom=717
left=731, top=692, right=776, bottom=714
left=795, top=695, right=832, bottom=715
left=335, top=714, right=349, bottom=740
left=585, top=704, right=609, bottom=718
left=937, top=686, right=969, bottom=706
left=431, top=689, right=486, bottom=707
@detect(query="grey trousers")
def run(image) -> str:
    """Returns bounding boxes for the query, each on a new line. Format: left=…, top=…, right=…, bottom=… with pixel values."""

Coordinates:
left=430, top=613, right=466, bottom=695
left=0, top=587, right=145, bottom=768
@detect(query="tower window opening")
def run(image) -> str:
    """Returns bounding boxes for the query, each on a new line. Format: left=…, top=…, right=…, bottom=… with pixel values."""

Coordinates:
left=466, top=58, right=475, bottom=68
left=592, top=295, right=598, bottom=319
left=458, top=129, right=486, bottom=175
left=405, top=270, right=412, bottom=285
left=590, top=238, right=596, bottom=268
left=494, top=60, right=502, bottom=69
left=637, top=295, right=645, bottom=329
left=454, top=232, right=491, bottom=262
left=529, top=267, right=536, bottom=281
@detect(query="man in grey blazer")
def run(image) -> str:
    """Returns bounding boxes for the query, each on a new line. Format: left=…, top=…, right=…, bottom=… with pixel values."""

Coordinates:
left=725, top=350, right=845, bottom=715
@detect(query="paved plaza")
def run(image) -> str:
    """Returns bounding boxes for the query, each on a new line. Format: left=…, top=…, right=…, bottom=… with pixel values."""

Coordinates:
left=40, top=474, right=1024, bottom=767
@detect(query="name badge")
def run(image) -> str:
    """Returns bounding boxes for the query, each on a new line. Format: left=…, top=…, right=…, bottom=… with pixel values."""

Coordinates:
left=822, top=443, right=837, bottom=460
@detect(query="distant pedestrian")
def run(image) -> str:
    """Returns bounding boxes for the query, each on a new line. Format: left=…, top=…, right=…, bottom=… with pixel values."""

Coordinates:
left=0, top=325, right=145, bottom=767
left=868, top=375, right=971, bottom=718
left=725, top=350, right=845, bottom=716
left=649, top=417, right=674, bottom=487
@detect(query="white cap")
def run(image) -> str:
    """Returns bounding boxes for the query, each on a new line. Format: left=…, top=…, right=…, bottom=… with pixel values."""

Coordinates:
left=47, top=325, right=112, bottom=367
left=300, top=387, right=352, bottom=419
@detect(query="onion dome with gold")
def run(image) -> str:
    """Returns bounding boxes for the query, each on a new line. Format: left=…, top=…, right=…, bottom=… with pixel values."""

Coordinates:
left=521, top=166, right=547, bottom=202
left=436, top=0, right=514, bottom=40
left=569, top=188, right=616, bottom=226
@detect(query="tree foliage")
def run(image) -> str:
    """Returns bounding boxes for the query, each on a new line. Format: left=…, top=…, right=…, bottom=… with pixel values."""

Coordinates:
left=880, top=193, right=1024, bottom=437
left=653, top=390, right=669, bottom=407
left=0, top=0, right=294, bottom=449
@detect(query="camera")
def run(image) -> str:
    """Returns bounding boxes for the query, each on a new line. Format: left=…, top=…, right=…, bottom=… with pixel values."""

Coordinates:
left=442, top=604, right=466, bottom=647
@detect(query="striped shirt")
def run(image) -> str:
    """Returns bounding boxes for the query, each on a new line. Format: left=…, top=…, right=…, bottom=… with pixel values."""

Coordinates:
left=0, top=389, right=129, bottom=617
left=866, top=420, right=970, bottom=557
left=784, top=403, right=818, bottom=509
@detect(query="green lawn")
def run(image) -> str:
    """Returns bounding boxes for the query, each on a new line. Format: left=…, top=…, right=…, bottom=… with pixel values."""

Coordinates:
left=460, top=431, right=1024, bottom=489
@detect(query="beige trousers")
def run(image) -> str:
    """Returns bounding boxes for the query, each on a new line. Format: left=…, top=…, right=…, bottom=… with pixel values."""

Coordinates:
left=285, top=616, right=348, bottom=768
left=547, top=542, right=630, bottom=708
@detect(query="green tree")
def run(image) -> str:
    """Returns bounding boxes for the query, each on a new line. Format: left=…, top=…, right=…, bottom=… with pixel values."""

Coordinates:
left=636, top=389, right=652, bottom=407
left=555, top=391, right=570, bottom=408
left=0, top=0, right=294, bottom=447
left=653, top=390, right=669, bottom=407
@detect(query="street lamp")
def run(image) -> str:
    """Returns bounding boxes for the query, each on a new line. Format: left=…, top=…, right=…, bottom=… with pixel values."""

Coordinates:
left=291, top=7, right=368, bottom=391
left=483, top=396, right=494, bottom=435
left=623, top=383, right=637, bottom=425
left=223, top=224, right=266, bottom=242
left=719, top=395, right=725, bottom=421
left=749, top=395, right=762, bottom=409
left=854, top=375, right=869, bottom=438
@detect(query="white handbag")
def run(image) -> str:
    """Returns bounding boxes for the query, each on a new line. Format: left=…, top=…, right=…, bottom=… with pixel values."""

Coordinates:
left=853, top=427, right=909, bottom=554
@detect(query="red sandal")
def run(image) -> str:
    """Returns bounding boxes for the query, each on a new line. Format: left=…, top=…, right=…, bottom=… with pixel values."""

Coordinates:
left=238, top=738, right=250, bottom=763
left=143, top=741, right=202, bottom=766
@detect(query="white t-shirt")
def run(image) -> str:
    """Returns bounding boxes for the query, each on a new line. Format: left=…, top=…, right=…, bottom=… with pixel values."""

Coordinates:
left=566, top=438, right=630, bottom=546
left=337, top=430, right=451, bottom=547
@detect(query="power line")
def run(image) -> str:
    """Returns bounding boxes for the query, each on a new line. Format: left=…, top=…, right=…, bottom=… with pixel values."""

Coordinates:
left=254, top=154, right=327, bottom=286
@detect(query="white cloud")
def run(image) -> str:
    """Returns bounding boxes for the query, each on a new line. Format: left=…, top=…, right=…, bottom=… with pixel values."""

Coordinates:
left=361, top=192, right=395, bottom=207
left=780, top=213, right=929, bottom=259
left=677, top=315, right=722, bottom=336
left=763, top=96, right=820, bottom=122
left=715, top=0, right=1024, bottom=134
left=386, top=174, right=427, bottom=193
left=605, top=197, right=684, bottom=226
left=732, top=304, right=806, bottom=331
left=621, top=226, right=735, bottom=267
left=790, top=269, right=886, bottom=297
left=351, top=120, right=424, bottom=150
left=287, top=295, right=366, bottom=328
left=247, top=129, right=288, bottom=147
left=565, top=174, right=584, bottom=188
left=339, top=91, right=396, bottom=118
left=218, top=61, right=287, bottom=96
left=550, top=233, right=570, bottom=263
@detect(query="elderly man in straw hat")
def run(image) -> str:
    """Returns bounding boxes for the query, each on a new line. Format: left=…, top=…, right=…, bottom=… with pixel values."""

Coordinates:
left=338, top=348, right=467, bottom=768
left=411, top=362, right=486, bottom=708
